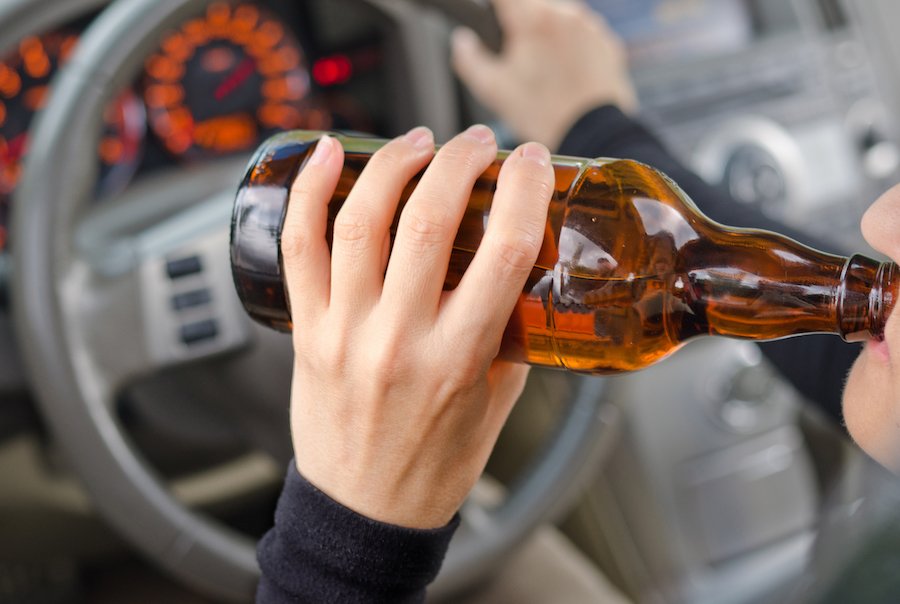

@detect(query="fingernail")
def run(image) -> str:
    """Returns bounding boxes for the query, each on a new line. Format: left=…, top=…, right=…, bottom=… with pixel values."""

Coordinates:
left=520, top=142, right=550, bottom=167
left=464, top=124, right=495, bottom=144
left=404, top=126, right=434, bottom=149
left=452, top=27, right=478, bottom=51
left=308, top=136, right=334, bottom=166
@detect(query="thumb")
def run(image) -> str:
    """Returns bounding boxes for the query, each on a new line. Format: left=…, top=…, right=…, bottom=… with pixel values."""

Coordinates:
left=451, top=27, right=504, bottom=104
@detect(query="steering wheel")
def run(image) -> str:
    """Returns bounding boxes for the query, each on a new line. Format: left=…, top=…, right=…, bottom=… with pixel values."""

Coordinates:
left=10, top=0, right=618, bottom=600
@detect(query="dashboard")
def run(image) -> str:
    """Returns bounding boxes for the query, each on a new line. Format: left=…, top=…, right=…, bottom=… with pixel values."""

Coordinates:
left=0, top=0, right=391, bottom=254
left=587, top=0, right=893, bottom=247
left=589, top=0, right=757, bottom=65
left=588, top=0, right=805, bottom=65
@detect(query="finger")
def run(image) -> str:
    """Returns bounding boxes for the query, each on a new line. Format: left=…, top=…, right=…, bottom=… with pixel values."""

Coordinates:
left=382, top=125, right=498, bottom=320
left=451, top=27, right=504, bottom=104
left=555, top=0, right=593, bottom=15
left=492, top=0, right=537, bottom=37
left=282, top=135, right=344, bottom=317
left=445, top=142, right=553, bottom=342
left=330, top=127, right=434, bottom=316
left=586, top=4, right=615, bottom=34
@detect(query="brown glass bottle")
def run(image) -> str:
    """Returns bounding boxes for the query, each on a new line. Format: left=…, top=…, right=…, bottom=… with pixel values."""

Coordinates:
left=230, top=131, right=898, bottom=375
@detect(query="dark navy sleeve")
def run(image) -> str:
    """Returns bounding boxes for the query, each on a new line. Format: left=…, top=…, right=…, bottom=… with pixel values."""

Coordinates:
left=558, top=105, right=861, bottom=426
left=256, top=465, right=460, bottom=604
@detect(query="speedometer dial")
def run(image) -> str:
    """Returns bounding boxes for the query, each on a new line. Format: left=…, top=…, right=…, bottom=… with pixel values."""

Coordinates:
left=0, top=32, right=145, bottom=250
left=143, top=2, right=329, bottom=160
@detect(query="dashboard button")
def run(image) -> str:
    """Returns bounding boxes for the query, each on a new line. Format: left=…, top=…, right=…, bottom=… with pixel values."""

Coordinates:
left=166, top=255, right=202, bottom=279
left=172, top=288, right=212, bottom=311
left=180, top=319, right=218, bottom=345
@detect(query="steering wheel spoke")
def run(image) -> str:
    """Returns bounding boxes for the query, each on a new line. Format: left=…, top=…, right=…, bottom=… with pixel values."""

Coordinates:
left=70, top=163, right=253, bottom=396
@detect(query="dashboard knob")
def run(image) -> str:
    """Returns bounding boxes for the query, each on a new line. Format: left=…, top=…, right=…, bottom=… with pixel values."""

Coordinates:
left=692, top=116, right=806, bottom=222
left=722, top=143, right=787, bottom=212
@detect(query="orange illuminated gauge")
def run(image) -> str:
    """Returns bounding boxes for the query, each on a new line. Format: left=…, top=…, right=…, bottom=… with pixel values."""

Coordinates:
left=143, top=2, right=329, bottom=160
left=0, top=31, right=146, bottom=252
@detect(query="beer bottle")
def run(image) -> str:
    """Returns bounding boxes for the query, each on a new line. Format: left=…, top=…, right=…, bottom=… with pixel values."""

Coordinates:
left=230, top=131, right=897, bottom=374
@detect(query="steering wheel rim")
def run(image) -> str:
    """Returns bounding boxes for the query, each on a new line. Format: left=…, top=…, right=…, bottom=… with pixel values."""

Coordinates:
left=10, top=0, right=618, bottom=600
left=0, top=0, right=109, bottom=53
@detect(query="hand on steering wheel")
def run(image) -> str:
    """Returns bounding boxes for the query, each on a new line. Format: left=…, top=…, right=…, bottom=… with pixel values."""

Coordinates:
left=452, top=0, right=638, bottom=151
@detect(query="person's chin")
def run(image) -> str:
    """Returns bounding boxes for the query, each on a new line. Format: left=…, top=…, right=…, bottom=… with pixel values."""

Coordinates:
left=842, top=352, right=900, bottom=474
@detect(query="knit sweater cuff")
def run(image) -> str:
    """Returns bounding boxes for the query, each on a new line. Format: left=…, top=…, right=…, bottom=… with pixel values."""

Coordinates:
left=257, top=464, right=460, bottom=603
left=557, top=104, right=663, bottom=158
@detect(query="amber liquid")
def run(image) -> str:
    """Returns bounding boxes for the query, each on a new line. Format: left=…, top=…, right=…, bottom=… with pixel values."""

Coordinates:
left=231, top=132, right=896, bottom=375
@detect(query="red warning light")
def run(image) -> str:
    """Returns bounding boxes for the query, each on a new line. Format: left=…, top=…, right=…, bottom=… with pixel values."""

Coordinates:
left=312, top=54, right=352, bottom=87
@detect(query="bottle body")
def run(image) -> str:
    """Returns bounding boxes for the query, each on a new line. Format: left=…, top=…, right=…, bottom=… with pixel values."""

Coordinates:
left=231, top=131, right=897, bottom=374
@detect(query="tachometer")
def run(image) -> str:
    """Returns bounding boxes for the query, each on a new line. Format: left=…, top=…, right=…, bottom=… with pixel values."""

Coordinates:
left=0, top=31, right=145, bottom=250
left=143, top=2, right=329, bottom=160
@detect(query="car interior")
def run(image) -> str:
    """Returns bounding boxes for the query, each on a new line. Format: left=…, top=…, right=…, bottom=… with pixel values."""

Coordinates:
left=2, top=0, right=900, bottom=602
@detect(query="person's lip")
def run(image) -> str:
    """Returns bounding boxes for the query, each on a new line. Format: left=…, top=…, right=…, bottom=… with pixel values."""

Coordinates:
left=867, top=337, right=891, bottom=363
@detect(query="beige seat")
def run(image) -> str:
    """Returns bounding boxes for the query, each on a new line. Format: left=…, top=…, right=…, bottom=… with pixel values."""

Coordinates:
left=435, top=526, right=631, bottom=604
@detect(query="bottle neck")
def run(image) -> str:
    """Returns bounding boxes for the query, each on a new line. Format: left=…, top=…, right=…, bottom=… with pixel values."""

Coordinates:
left=681, top=231, right=897, bottom=343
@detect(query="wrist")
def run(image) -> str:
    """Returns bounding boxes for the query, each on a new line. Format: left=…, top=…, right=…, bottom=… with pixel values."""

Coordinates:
left=293, top=457, right=460, bottom=530
left=518, top=95, right=639, bottom=152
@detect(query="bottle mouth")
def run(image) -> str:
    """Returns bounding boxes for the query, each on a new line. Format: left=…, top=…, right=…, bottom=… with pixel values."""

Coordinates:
left=839, top=255, right=897, bottom=342
left=871, top=261, right=898, bottom=341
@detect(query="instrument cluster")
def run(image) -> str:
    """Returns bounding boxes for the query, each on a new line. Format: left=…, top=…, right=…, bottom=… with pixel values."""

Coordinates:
left=0, top=0, right=385, bottom=251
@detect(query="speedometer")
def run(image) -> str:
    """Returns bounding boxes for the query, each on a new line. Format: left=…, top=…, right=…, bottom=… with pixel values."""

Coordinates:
left=143, top=2, right=328, bottom=160
left=0, top=31, right=145, bottom=251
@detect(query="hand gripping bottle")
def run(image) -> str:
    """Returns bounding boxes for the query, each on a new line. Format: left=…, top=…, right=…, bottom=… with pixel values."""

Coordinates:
left=230, top=131, right=897, bottom=374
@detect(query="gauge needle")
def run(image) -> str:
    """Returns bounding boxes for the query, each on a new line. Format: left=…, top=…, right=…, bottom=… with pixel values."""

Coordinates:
left=214, top=58, right=256, bottom=102
left=2, top=133, right=27, bottom=163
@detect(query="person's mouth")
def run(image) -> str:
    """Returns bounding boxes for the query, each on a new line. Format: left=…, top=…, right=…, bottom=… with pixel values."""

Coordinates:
left=867, top=336, right=892, bottom=363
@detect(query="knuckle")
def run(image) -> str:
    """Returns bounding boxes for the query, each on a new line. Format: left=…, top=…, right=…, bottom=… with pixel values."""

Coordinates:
left=527, top=3, right=550, bottom=25
left=532, top=21, right=557, bottom=37
left=368, top=330, right=413, bottom=381
left=436, top=141, right=488, bottom=173
left=368, top=144, right=408, bottom=171
left=534, top=6, right=562, bottom=32
left=521, top=167, right=554, bottom=199
left=442, top=350, right=488, bottom=392
left=318, top=334, right=350, bottom=373
left=370, top=344, right=404, bottom=381
left=280, top=225, right=314, bottom=262
left=559, top=3, right=581, bottom=21
left=400, top=207, right=450, bottom=248
left=506, top=159, right=553, bottom=200
left=288, top=177, right=315, bottom=200
left=493, top=235, right=539, bottom=274
left=574, top=2, right=594, bottom=19
left=532, top=176, right=554, bottom=202
left=333, top=209, right=376, bottom=247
